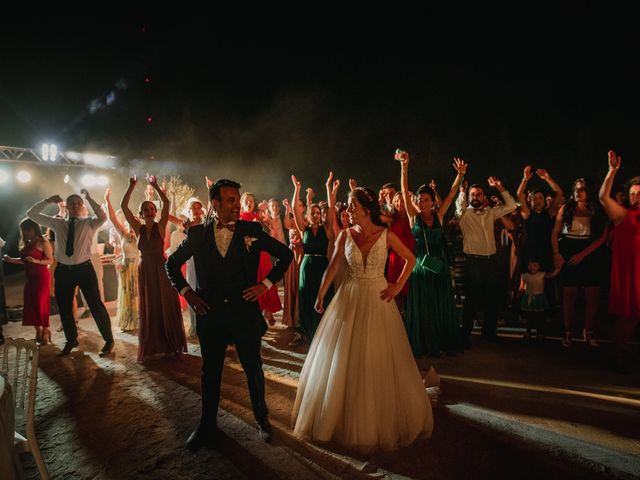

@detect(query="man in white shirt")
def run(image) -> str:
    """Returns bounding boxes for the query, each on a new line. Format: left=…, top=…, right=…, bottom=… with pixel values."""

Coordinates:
left=27, top=190, right=115, bottom=356
left=456, top=177, right=516, bottom=346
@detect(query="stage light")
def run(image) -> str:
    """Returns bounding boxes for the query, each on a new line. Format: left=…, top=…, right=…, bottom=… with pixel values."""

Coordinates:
left=0, top=170, right=9, bottom=184
left=41, top=143, right=57, bottom=161
left=63, top=174, right=71, bottom=184
left=97, top=175, right=109, bottom=186
left=81, top=174, right=96, bottom=187
left=17, top=171, right=32, bottom=183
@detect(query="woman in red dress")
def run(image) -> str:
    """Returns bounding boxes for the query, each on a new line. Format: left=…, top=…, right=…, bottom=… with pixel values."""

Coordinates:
left=599, top=150, right=640, bottom=372
left=240, top=193, right=282, bottom=325
left=384, top=192, right=416, bottom=313
left=3, top=219, right=53, bottom=344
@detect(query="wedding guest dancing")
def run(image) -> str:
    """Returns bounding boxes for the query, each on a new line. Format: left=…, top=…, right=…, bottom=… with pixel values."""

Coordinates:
left=292, top=186, right=432, bottom=453
left=105, top=188, right=139, bottom=332
left=27, top=190, right=115, bottom=356
left=401, top=153, right=466, bottom=356
left=552, top=177, right=608, bottom=348
left=3, top=218, right=53, bottom=344
left=290, top=172, right=337, bottom=343
left=456, top=174, right=517, bottom=346
left=166, top=179, right=292, bottom=449
left=599, top=150, right=640, bottom=372
left=121, top=174, right=187, bottom=361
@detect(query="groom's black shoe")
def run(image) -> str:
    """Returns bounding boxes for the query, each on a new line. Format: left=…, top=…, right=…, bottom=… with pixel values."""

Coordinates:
left=257, top=419, right=273, bottom=442
left=186, top=427, right=220, bottom=451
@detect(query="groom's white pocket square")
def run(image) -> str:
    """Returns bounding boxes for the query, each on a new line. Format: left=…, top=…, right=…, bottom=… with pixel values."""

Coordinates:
left=244, top=236, right=258, bottom=252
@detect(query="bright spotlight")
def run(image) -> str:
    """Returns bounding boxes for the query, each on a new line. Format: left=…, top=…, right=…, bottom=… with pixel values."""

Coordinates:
left=41, top=143, right=57, bottom=161
left=97, top=175, right=109, bottom=186
left=17, top=171, right=32, bottom=183
left=0, top=170, right=9, bottom=184
left=81, top=174, right=96, bottom=187
left=63, top=174, right=71, bottom=184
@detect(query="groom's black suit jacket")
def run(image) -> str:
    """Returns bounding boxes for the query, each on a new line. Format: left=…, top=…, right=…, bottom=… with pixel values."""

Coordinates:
left=165, top=220, right=293, bottom=326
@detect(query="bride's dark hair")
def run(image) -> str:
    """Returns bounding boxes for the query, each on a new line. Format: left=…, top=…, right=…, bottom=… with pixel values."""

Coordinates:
left=349, top=187, right=385, bottom=226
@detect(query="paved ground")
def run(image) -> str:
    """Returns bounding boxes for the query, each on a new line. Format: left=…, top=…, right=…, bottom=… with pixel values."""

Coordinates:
left=2, top=274, right=639, bottom=480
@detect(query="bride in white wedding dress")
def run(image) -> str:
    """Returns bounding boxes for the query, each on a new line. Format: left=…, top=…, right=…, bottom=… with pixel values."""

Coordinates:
left=292, top=187, right=433, bottom=453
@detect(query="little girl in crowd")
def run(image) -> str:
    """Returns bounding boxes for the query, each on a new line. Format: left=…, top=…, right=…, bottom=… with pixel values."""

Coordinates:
left=519, top=258, right=560, bottom=340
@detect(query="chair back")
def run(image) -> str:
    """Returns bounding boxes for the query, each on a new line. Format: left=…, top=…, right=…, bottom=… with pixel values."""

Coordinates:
left=1, top=338, right=39, bottom=418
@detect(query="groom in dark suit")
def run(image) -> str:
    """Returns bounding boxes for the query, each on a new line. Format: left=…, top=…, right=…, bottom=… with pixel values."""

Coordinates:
left=166, top=179, right=292, bottom=450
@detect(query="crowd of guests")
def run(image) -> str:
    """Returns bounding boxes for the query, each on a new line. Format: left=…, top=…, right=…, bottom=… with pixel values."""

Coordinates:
left=2, top=150, right=639, bottom=372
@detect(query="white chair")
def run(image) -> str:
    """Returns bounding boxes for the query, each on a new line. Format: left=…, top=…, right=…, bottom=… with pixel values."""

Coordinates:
left=1, top=338, right=49, bottom=480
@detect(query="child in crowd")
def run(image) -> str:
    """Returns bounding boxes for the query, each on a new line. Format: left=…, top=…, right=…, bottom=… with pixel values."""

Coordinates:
left=519, top=258, right=560, bottom=340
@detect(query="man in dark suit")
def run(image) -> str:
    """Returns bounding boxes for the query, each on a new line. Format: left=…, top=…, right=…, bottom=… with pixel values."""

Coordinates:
left=166, top=179, right=293, bottom=450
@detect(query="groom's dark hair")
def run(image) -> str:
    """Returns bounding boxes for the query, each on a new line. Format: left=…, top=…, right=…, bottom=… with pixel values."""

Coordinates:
left=209, top=179, right=242, bottom=202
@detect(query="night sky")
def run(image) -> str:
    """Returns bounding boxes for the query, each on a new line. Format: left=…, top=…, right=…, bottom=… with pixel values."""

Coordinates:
left=1, top=12, right=639, bottom=249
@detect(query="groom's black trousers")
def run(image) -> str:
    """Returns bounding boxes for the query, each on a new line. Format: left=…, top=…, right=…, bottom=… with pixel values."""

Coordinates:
left=196, top=302, right=268, bottom=431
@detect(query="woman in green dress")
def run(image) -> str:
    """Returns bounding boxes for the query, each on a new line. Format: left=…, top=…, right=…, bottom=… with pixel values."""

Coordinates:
left=291, top=172, right=338, bottom=344
left=400, top=152, right=467, bottom=356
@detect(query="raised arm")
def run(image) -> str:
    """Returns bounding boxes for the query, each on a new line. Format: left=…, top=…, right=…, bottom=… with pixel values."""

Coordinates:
left=517, top=165, right=533, bottom=219
left=324, top=172, right=336, bottom=241
left=599, top=150, right=627, bottom=225
left=536, top=168, right=564, bottom=217
left=26, top=195, right=64, bottom=229
left=328, top=175, right=342, bottom=238
left=291, top=175, right=306, bottom=237
left=120, top=176, right=142, bottom=236
left=80, top=188, right=107, bottom=228
left=282, top=198, right=294, bottom=231
left=400, top=154, right=419, bottom=223
left=104, top=188, right=127, bottom=237
left=436, top=157, right=467, bottom=223
left=147, top=174, right=170, bottom=232
left=487, top=177, right=516, bottom=218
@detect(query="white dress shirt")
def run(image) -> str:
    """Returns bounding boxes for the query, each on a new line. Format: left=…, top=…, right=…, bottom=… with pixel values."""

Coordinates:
left=455, top=190, right=516, bottom=256
left=27, top=199, right=106, bottom=265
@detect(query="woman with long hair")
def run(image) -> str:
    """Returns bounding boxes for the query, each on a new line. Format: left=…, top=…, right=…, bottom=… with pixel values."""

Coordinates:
left=3, top=218, right=53, bottom=344
left=290, top=172, right=337, bottom=344
left=121, top=174, right=187, bottom=361
left=552, top=177, right=609, bottom=347
left=401, top=154, right=466, bottom=356
left=292, top=186, right=432, bottom=453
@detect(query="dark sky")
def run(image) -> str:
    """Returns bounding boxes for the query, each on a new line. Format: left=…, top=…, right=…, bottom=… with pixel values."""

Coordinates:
left=1, top=12, right=639, bottom=204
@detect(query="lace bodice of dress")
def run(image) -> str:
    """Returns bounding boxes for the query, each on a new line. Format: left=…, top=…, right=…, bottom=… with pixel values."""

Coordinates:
left=345, top=229, right=388, bottom=279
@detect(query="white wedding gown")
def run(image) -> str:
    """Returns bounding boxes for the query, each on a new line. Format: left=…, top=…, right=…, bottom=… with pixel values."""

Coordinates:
left=292, top=229, right=433, bottom=453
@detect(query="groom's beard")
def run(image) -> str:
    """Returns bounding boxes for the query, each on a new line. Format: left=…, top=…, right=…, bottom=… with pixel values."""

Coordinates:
left=470, top=199, right=482, bottom=209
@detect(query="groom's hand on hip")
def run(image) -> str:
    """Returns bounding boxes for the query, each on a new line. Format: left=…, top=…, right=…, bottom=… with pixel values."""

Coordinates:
left=243, top=283, right=267, bottom=302
left=185, top=290, right=211, bottom=315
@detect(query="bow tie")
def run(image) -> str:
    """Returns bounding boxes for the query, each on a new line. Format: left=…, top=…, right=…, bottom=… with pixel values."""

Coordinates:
left=216, top=222, right=236, bottom=232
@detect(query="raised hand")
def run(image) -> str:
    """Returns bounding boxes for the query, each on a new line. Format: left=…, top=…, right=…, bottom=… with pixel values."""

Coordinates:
left=129, top=175, right=138, bottom=187
left=306, top=187, right=315, bottom=201
left=282, top=198, right=291, bottom=209
left=429, top=179, right=437, bottom=190
left=291, top=174, right=301, bottom=190
left=205, top=175, right=214, bottom=189
left=332, top=179, right=340, bottom=196
left=536, top=168, right=550, bottom=180
left=349, top=178, right=358, bottom=191
left=80, top=189, right=92, bottom=201
left=453, top=157, right=468, bottom=175
left=104, top=188, right=112, bottom=202
left=608, top=150, right=621, bottom=171
left=394, top=149, right=409, bottom=162
left=325, top=171, right=334, bottom=189
left=487, top=177, right=503, bottom=189
left=523, top=165, right=533, bottom=180
left=146, top=173, right=158, bottom=187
